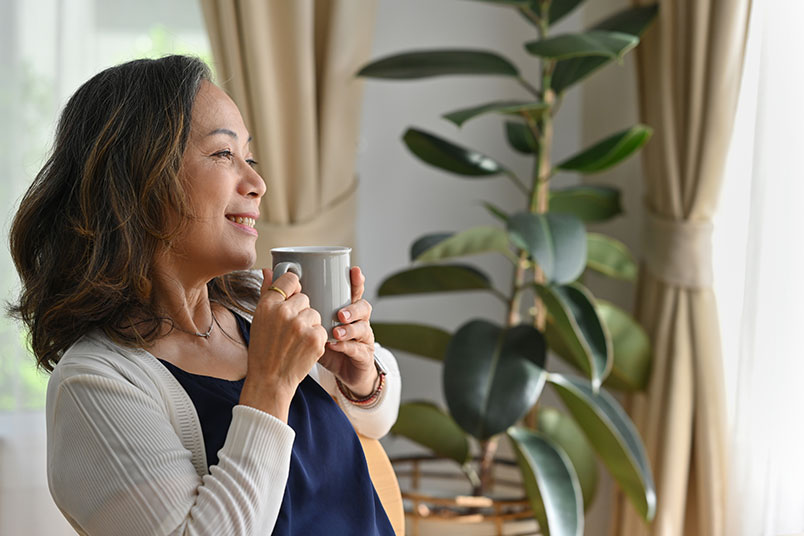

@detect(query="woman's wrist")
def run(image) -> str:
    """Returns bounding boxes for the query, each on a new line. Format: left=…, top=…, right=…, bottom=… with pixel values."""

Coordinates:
left=336, top=361, right=386, bottom=408
left=239, top=377, right=295, bottom=423
left=341, top=366, right=379, bottom=398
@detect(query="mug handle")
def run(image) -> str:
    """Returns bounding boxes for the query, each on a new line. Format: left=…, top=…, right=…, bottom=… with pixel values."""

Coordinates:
left=272, top=261, right=302, bottom=282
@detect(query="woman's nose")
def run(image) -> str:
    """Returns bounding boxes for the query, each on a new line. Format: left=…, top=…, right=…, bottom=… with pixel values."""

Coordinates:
left=241, top=161, right=267, bottom=199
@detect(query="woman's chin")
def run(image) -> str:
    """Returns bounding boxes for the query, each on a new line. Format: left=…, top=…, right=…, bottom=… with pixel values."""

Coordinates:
left=206, top=248, right=258, bottom=275
left=233, top=249, right=258, bottom=272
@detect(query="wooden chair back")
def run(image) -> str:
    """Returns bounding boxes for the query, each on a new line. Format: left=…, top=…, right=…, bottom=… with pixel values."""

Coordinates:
left=358, top=434, right=405, bottom=536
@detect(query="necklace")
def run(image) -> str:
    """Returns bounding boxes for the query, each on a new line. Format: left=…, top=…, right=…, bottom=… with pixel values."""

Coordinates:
left=167, top=304, right=216, bottom=338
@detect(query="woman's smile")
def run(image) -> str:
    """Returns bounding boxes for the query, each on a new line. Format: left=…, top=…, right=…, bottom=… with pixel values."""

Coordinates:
left=225, top=213, right=259, bottom=236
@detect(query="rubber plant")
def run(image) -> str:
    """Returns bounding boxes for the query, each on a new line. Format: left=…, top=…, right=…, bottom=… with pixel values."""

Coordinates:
left=359, top=1, right=658, bottom=534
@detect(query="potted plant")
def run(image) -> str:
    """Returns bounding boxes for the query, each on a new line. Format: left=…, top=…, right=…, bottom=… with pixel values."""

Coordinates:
left=358, top=1, right=659, bottom=534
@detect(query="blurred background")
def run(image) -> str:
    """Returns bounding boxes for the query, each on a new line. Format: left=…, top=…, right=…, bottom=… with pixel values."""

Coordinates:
left=1, top=0, right=802, bottom=535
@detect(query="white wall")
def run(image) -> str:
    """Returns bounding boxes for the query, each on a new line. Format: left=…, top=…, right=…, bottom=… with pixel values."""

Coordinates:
left=355, top=0, right=644, bottom=534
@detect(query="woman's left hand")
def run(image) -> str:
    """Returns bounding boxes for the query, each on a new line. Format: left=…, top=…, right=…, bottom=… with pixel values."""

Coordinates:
left=318, top=266, right=378, bottom=397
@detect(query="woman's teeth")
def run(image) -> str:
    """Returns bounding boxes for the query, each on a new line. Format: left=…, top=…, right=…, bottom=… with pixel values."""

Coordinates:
left=226, top=216, right=256, bottom=227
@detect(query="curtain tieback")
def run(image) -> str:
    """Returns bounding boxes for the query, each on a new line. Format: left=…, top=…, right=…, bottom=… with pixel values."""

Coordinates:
left=642, top=208, right=714, bottom=289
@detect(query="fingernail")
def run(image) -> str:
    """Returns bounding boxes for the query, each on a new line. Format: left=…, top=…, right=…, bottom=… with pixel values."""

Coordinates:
left=341, top=310, right=351, bottom=321
left=335, top=327, right=346, bottom=338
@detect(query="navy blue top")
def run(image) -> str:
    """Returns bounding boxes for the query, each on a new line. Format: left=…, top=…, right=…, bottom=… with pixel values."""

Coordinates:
left=159, top=313, right=394, bottom=535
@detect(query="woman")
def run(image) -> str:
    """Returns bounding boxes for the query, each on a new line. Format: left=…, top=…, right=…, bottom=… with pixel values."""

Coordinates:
left=9, top=55, right=399, bottom=535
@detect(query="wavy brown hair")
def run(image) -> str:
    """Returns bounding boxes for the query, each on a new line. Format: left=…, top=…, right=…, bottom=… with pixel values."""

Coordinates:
left=9, top=55, right=260, bottom=372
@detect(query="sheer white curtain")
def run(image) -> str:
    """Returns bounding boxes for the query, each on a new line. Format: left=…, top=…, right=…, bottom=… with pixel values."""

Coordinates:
left=0, top=1, right=210, bottom=533
left=714, top=1, right=804, bottom=534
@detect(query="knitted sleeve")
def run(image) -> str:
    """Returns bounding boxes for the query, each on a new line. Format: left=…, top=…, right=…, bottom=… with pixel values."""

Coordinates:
left=48, top=372, right=294, bottom=535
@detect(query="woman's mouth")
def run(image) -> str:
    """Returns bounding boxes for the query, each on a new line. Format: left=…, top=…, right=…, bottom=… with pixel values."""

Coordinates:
left=226, top=215, right=256, bottom=227
left=225, top=215, right=258, bottom=235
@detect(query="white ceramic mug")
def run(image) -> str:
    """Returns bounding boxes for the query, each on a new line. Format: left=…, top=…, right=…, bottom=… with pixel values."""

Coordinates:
left=270, top=246, right=352, bottom=341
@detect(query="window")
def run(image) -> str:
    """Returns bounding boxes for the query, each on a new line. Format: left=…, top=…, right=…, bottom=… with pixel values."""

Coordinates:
left=714, top=2, right=804, bottom=532
left=0, top=0, right=210, bottom=411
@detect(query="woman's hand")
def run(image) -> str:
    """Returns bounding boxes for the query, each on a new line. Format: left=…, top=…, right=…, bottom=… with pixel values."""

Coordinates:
left=239, top=269, right=329, bottom=421
left=318, top=267, right=378, bottom=397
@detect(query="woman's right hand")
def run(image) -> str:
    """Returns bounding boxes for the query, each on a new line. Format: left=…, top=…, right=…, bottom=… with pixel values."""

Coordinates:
left=239, top=268, right=329, bottom=422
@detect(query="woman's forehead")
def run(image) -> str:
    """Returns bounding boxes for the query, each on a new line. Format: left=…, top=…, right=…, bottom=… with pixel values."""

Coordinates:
left=190, top=82, right=247, bottom=137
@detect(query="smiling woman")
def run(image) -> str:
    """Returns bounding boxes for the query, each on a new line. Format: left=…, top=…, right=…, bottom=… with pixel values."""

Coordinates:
left=8, top=58, right=262, bottom=369
left=7, top=55, right=400, bottom=535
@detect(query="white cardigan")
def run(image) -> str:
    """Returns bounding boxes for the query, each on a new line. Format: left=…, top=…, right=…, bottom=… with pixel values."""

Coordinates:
left=45, top=330, right=400, bottom=535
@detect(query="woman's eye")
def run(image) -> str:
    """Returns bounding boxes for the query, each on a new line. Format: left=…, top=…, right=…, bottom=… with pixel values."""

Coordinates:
left=212, top=149, right=234, bottom=160
left=211, top=150, right=256, bottom=168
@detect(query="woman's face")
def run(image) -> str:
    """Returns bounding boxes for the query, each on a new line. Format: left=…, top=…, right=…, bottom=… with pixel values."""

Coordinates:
left=166, top=81, right=266, bottom=280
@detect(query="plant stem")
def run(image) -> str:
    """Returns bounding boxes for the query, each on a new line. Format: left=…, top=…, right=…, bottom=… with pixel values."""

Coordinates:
left=529, top=15, right=554, bottom=332
left=507, top=253, right=529, bottom=325
left=531, top=91, right=553, bottom=332
left=521, top=0, right=555, bottom=433
left=475, top=437, right=500, bottom=496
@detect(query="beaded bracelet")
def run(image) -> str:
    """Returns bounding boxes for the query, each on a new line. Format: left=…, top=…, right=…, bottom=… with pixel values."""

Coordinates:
left=336, top=362, right=386, bottom=407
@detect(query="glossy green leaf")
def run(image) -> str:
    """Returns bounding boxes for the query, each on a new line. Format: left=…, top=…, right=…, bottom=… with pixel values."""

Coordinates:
left=535, top=283, right=611, bottom=390
left=509, top=429, right=549, bottom=533
left=371, top=322, right=452, bottom=362
left=392, top=402, right=470, bottom=465
left=414, top=226, right=515, bottom=263
left=505, top=121, right=538, bottom=154
left=378, top=264, right=492, bottom=297
left=556, top=125, right=652, bottom=173
left=443, top=100, right=547, bottom=127
left=551, top=5, right=658, bottom=93
left=483, top=201, right=510, bottom=224
left=403, top=128, right=508, bottom=177
left=537, top=407, right=598, bottom=510
left=545, top=300, right=650, bottom=393
left=596, top=301, right=651, bottom=392
left=410, top=233, right=452, bottom=262
left=548, top=0, right=585, bottom=26
left=586, top=233, right=637, bottom=280
left=551, top=56, right=611, bottom=94
left=357, top=49, right=519, bottom=79
left=444, top=320, right=546, bottom=440
left=525, top=30, right=638, bottom=61
left=549, top=374, right=657, bottom=520
left=508, top=427, right=583, bottom=536
left=507, top=212, right=587, bottom=284
left=549, top=186, right=623, bottom=222
left=544, top=318, right=583, bottom=369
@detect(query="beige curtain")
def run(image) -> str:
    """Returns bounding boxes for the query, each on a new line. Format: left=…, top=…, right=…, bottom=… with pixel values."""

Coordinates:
left=610, top=1, right=751, bottom=535
left=200, top=0, right=377, bottom=267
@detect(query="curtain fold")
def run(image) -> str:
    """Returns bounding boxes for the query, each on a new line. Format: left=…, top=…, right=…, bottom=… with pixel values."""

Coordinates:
left=200, top=0, right=377, bottom=266
left=610, top=1, right=751, bottom=535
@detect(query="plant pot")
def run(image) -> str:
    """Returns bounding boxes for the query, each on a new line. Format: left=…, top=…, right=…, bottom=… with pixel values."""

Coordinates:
left=391, top=455, right=541, bottom=536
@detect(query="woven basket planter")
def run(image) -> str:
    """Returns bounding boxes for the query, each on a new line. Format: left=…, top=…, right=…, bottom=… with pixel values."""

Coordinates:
left=391, top=456, right=541, bottom=536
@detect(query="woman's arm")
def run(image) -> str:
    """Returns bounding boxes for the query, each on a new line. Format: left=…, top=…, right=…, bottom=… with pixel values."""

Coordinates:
left=48, top=369, right=294, bottom=536
left=312, top=343, right=401, bottom=439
